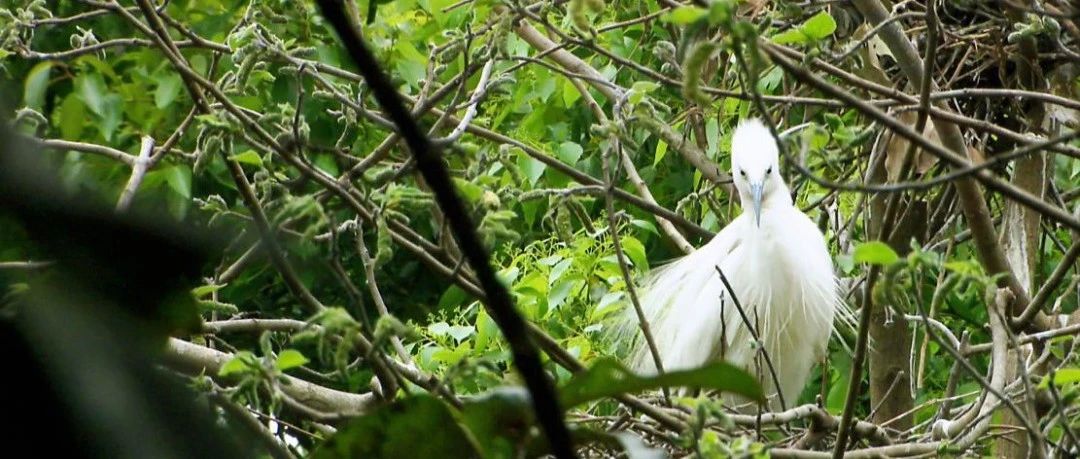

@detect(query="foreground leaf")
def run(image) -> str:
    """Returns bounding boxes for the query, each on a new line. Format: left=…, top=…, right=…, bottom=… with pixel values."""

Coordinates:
left=560, top=357, right=763, bottom=407
left=312, top=395, right=480, bottom=459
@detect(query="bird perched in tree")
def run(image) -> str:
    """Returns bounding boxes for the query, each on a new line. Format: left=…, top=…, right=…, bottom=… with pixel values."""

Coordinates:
left=617, top=118, right=851, bottom=409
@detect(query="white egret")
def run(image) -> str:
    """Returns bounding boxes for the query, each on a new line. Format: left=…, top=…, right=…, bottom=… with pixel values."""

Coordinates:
left=618, top=118, right=851, bottom=409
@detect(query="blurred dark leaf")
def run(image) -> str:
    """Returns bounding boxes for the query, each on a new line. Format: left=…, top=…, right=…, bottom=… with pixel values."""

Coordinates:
left=312, top=395, right=481, bottom=458
left=559, top=357, right=764, bottom=407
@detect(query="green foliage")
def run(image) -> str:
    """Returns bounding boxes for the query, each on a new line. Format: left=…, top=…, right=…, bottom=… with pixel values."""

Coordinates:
left=275, top=349, right=310, bottom=371
left=560, top=357, right=764, bottom=407
left=23, top=61, right=52, bottom=110
left=1040, top=368, right=1080, bottom=389
left=852, top=241, right=900, bottom=266
left=664, top=6, right=708, bottom=26
left=312, top=395, right=481, bottom=458
left=772, top=11, right=837, bottom=45
left=6, top=0, right=1079, bottom=456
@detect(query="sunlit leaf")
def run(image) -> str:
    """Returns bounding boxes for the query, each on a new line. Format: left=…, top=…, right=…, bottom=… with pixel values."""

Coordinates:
left=663, top=6, right=707, bottom=25
left=229, top=150, right=263, bottom=167
left=802, top=11, right=837, bottom=40
left=1040, top=368, right=1080, bottom=388
left=852, top=241, right=899, bottom=266
left=24, top=62, right=53, bottom=110
left=219, top=351, right=256, bottom=376
left=621, top=236, right=648, bottom=270
left=275, top=349, right=309, bottom=371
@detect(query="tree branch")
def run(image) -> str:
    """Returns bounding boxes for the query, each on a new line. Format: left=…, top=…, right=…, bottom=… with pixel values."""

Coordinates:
left=313, top=2, right=574, bottom=456
left=162, top=338, right=379, bottom=417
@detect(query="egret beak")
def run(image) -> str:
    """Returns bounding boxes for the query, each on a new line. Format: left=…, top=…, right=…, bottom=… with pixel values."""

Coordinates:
left=750, top=182, right=764, bottom=227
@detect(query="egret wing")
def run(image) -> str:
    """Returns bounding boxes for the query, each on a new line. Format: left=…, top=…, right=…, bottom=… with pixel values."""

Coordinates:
left=619, top=216, right=747, bottom=374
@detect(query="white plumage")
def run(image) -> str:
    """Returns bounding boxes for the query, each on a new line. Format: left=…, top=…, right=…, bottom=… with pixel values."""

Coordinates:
left=618, top=119, right=851, bottom=409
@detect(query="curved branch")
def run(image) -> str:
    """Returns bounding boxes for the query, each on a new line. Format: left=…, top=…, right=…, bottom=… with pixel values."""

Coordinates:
left=162, top=338, right=379, bottom=417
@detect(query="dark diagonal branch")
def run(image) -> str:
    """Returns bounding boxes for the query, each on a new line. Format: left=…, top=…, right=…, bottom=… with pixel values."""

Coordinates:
left=313, top=1, right=575, bottom=457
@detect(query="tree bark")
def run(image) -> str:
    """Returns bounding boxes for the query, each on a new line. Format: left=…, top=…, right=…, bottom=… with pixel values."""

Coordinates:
left=997, top=15, right=1050, bottom=458
left=867, top=160, right=920, bottom=429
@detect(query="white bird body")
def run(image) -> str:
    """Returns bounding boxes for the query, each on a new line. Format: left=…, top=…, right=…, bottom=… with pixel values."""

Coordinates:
left=619, top=119, right=848, bottom=409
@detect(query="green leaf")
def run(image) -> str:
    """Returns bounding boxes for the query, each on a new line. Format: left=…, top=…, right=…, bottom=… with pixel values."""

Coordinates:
left=852, top=241, right=899, bottom=265
left=559, top=357, right=763, bottom=407
left=621, top=236, right=648, bottom=270
left=557, top=141, right=583, bottom=165
left=195, top=113, right=231, bottom=129
left=773, top=10, right=836, bottom=44
left=314, top=154, right=340, bottom=176
left=58, top=95, right=86, bottom=140
left=446, top=325, right=475, bottom=343
left=802, top=10, right=837, bottom=40
left=164, top=165, right=193, bottom=199
left=394, top=40, right=427, bottom=87
left=663, top=6, right=707, bottom=25
left=229, top=150, right=263, bottom=167
left=771, top=29, right=808, bottom=45
left=562, top=79, right=582, bottom=107
left=517, top=154, right=546, bottom=186
left=191, top=284, right=223, bottom=298
left=629, top=81, right=660, bottom=105
left=453, top=177, right=484, bottom=203
left=99, top=93, right=123, bottom=141
left=460, top=388, right=532, bottom=458
left=944, top=260, right=981, bottom=276
left=548, top=279, right=575, bottom=310
left=498, top=266, right=521, bottom=285
left=548, top=258, right=573, bottom=284
left=757, top=65, right=784, bottom=93
left=835, top=253, right=855, bottom=275
left=313, top=396, right=480, bottom=458
left=219, top=351, right=256, bottom=376
left=154, top=73, right=183, bottom=109
left=631, top=81, right=660, bottom=94
left=592, top=291, right=625, bottom=320
left=248, top=69, right=276, bottom=87
left=474, top=309, right=496, bottom=353
left=198, top=299, right=240, bottom=316
left=438, top=285, right=467, bottom=309
left=78, top=73, right=108, bottom=116
left=1040, top=368, right=1080, bottom=388
left=653, top=139, right=668, bottom=166
left=429, top=321, right=451, bottom=337
left=24, top=62, right=53, bottom=110
left=705, top=116, right=720, bottom=159
left=275, top=349, right=309, bottom=371
left=630, top=218, right=658, bottom=235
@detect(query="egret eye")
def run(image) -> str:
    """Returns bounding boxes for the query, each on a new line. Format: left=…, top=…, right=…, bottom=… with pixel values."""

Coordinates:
left=766, top=166, right=772, bottom=174
left=740, top=170, right=747, bottom=177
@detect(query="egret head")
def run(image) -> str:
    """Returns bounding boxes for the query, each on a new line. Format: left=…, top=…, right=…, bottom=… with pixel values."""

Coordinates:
left=731, top=119, right=784, bottom=227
